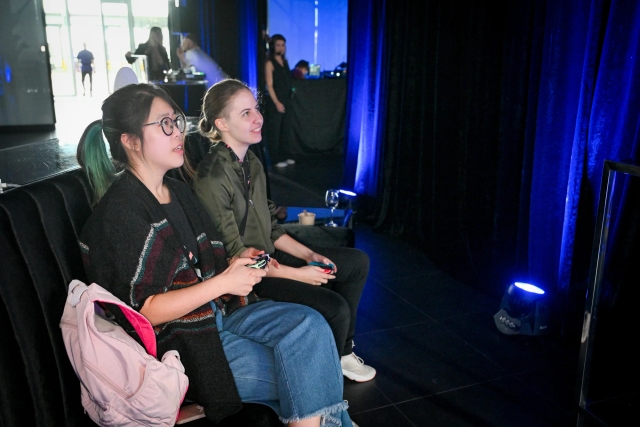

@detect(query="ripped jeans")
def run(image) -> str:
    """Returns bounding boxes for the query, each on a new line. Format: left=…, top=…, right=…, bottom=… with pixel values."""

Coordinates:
left=212, top=300, right=353, bottom=427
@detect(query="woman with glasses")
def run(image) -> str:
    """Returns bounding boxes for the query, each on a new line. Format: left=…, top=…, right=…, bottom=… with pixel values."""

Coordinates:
left=76, top=83, right=355, bottom=427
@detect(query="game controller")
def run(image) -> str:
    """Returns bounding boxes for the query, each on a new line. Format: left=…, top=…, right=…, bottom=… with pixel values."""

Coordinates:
left=308, top=261, right=335, bottom=273
left=247, top=254, right=270, bottom=269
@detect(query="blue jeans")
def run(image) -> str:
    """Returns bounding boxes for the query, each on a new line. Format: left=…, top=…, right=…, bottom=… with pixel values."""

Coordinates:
left=212, top=300, right=353, bottom=427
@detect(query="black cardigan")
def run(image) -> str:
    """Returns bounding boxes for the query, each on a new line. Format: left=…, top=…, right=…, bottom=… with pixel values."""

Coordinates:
left=79, top=171, right=259, bottom=422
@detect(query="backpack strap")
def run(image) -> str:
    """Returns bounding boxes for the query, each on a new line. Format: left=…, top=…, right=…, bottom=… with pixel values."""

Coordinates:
left=68, top=279, right=88, bottom=307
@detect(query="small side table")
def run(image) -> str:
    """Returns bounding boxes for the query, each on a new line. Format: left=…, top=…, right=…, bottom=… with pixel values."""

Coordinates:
left=281, top=207, right=355, bottom=248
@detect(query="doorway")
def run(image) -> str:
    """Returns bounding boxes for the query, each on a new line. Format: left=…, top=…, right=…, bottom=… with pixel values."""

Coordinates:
left=43, top=0, right=169, bottom=98
left=101, top=1, right=134, bottom=94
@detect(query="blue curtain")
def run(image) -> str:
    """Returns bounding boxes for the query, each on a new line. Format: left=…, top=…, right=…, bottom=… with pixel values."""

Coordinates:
left=198, top=0, right=259, bottom=84
left=346, top=0, right=640, bottom=301
left=528, top=0, right=640, bottom=292
left=238, top=0, right=259, bottom=87
left=343, top=0, right=388, bottom=199
left=197, top=0, right=210, bottom=55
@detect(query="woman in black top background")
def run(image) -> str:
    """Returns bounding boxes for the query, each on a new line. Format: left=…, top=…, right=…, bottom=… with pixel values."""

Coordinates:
left=125, top=27, right=170, bottom=81
left=264, top=34, right=293, bottom=167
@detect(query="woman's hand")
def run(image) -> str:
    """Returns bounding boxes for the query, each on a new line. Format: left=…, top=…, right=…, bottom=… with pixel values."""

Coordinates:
left=276, top=101, right=286, bottom=113
left=293, top=265, right=336, bottom=286
left=308, top=252, right=338, bottom=273
left=219, top=257, right=267, bottom=296
left=239, top=247, right=265, bottom=259
left=269, top=257, right=281, bottom=269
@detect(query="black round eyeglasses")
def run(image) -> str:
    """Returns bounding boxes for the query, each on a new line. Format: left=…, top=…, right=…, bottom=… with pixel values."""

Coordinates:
left=143, top=115, right=186, bottom=136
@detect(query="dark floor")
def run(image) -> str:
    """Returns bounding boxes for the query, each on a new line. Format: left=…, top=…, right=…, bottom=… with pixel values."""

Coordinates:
left=0, top=104, right=600, bottom=426
left=266, top=156, right=582, bottom=427
left=267, top=152, right=345, bottom=208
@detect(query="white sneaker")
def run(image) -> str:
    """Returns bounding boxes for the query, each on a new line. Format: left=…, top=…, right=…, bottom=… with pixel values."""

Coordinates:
left=275, top=161, right=288, bottom=168
left=286, top=158, right=296, bottom=165
left=341, top=352, right=376, bottom=382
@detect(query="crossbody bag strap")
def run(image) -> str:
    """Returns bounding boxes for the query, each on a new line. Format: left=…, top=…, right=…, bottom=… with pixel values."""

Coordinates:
left=239, top=158, right=251, bottom=238
left=225, top=145, right=252, bottom=238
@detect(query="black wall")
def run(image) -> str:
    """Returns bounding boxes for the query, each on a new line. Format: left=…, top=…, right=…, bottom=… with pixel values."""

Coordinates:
left=0, top=0, right=55, bottom=130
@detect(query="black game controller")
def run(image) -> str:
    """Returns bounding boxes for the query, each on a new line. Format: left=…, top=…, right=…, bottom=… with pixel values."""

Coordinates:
left=247, top=254, right=270, bottom=269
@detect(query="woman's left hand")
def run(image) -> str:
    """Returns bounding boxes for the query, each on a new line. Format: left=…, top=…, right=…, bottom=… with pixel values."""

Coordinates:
left=308, top=252, right=337, bottom=273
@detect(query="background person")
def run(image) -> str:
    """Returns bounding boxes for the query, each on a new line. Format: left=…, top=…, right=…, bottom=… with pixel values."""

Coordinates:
left=76, top=83, right=355, bottom=427
left=264, top=34, right=294, bottom=168
left=193, top=79, right=377, bottom=384
left=176, top=33, right=228, bottom=87
left=125, top=27, right=170, bottom=81
left=292, top=60, right=309, bottom=80
left=76, top=43, right=94, bottom=96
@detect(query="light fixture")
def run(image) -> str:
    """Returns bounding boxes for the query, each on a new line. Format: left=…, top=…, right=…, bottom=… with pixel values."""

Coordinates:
left=337, top=189, right=357, bottom=209
left=494, top=282, right=550, bottom=336
left=337, top=190, right=357, bottom=227
left=338, top=189, right=356, bottom=197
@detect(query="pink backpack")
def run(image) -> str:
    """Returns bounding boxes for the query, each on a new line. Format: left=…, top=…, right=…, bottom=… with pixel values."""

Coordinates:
left=60, top=280, right=189, bottom=426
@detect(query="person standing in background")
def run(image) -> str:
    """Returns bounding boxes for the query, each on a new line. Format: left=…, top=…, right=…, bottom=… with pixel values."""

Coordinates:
left=291, top=60, right=309, bottom=80
left=176, top=33, right=228, bottom=88
left=125, top=27, right=170, bottom=82
left=76, top=43, right=94, bottom=97
left=264, top=34, right=294, bottom=168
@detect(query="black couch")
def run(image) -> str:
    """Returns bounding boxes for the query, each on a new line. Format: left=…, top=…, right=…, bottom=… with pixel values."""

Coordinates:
left=0, top=170, right=281, bottom=426
left=0, top=128, right=354, bottom=426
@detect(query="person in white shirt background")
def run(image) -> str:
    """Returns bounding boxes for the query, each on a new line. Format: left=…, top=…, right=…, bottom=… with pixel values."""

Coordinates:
left=176, top=33, right=228, bottom=87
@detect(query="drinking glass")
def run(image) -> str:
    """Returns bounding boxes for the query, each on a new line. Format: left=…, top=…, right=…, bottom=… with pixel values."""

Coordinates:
left=325, top=189, right=340, bottom=226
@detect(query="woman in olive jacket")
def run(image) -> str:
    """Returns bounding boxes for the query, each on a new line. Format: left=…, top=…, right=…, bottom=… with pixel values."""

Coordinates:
left=193, top=79, right=376, bottom=383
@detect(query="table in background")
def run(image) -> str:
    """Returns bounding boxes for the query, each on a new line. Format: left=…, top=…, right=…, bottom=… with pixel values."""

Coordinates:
left=280, top=207, right=354, bottom=248
left=283, top=207, right=352, bottom=227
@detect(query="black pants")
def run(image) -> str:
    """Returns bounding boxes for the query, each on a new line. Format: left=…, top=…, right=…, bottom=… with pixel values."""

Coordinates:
left=81, top=71, right=92, bottom=92
left=253, top=246, right=370, bottom=356
left=263, top=98, right=291, bottom=163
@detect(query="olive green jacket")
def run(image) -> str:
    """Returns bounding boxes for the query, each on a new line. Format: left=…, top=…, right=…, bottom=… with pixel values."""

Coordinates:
left=193, top=143, right=287, bottom=257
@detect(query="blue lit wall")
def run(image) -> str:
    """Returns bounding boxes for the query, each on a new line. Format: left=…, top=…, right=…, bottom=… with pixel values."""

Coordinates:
left=267, top=0, right=347, bottom=73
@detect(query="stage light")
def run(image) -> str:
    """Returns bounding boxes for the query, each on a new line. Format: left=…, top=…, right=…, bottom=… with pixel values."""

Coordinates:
left=337, top=189, right=357, bottom=209
left=494, top=282, right=550, bottom=336
left=336, top=190, right=357, bottom=227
